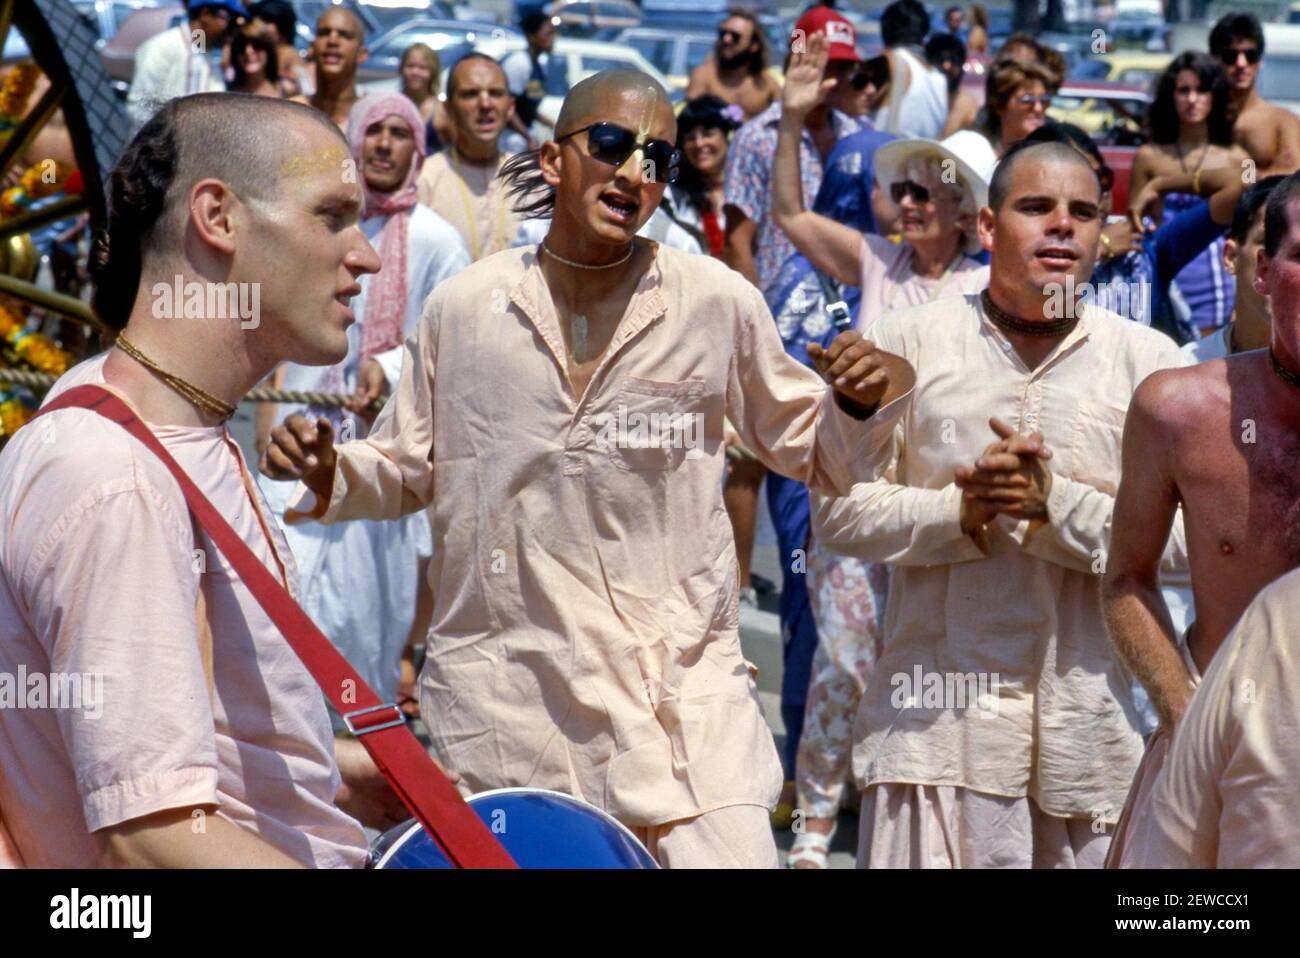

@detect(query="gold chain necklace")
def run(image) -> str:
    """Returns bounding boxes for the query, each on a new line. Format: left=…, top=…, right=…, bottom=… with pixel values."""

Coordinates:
left=1268, top=348, right=1300, bottom=389
left=448, top=147, right=508, bottom=260
left=541, top=240, right=634, bottom=270
left=980, top=288, right=1079, bottom=338
left=115, top=335, right=236, bottom=421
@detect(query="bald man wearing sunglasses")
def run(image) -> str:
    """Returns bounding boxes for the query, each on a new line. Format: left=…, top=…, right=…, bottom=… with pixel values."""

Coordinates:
left=262, top=69, right=903, bottom=867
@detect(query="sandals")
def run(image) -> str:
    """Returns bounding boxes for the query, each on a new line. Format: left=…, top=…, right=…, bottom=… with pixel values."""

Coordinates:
left=787, top=828, right=835, bottom=869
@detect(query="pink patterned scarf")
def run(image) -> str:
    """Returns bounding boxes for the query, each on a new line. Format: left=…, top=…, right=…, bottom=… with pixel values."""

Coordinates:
left=346, top=92, right=428, bottom=363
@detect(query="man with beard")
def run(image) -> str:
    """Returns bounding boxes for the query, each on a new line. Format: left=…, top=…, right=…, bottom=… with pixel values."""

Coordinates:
left=811, top=138, right=1184, bottom=867
left=416, top=53, right=524, bottom=260
left=1103, top=173, right=1300, bottom=866
left=292, top=7, right=367, bottom=129
left=687, top=10, right=780, bottom=121
left=1210, top=13, right=1300, bottom=177
left=263, top=69, right=898, bottom=867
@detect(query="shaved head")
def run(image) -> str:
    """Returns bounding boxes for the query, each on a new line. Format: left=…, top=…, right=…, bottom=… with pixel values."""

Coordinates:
left=989, top=140, right=1101, bottom=211
left=555, top=69, right=674, bottom=139
left=93, top=93, right=348, bottom=328
left=152, top=93, right=345, bottom=250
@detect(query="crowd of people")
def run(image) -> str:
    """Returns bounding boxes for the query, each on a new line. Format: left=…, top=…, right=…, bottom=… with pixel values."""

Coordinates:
left=0, top=0, right=1298, bottom=870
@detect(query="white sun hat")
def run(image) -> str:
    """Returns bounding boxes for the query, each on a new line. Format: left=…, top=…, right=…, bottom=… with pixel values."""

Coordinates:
left=873, top=129, right=999, bottom=214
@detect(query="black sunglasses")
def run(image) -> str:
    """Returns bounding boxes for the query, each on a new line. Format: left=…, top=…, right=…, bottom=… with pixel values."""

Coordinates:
left=558, top=121, right=682, bottom=184
left=1220, top=45, right=1262, bottom=66
left=717, top=28, right=743, bottom=43
left=889, top=180, right=931, bottom=204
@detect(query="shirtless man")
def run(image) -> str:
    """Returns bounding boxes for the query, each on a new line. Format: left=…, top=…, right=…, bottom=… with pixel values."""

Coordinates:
left=686, top=10, right=780, bottom=120
left=293, top=7, right=366, bottom=129
left=1209, top=13, right=1300, bottom=178
left=262, top=70, right=895, bottom=868
left=1102, top=172, right=1300, bottom=865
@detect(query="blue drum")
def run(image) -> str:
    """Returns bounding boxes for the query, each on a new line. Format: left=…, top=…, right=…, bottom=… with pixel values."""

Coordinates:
left=372, top=788, right=659, bottom=869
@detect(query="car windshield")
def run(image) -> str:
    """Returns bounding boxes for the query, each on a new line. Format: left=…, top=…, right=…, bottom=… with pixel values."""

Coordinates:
left=624, top=34, right=672, bottom=74
left=376, top=25, right=493, bottom=57
left=1069, top=60, right=1110, bottom=81
left=364, top=4, right=454, bottom=34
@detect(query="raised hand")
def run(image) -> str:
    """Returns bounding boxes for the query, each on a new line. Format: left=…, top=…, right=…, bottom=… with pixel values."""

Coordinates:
left=260, top=413, right=338, bottom=503
left=782, top=29, right=835, bottom=117
left=808, top=330, right=891, bottom=412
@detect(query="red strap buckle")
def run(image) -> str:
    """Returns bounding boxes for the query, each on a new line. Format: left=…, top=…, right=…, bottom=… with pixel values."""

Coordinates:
left=342, top=702, right=407, bottom=736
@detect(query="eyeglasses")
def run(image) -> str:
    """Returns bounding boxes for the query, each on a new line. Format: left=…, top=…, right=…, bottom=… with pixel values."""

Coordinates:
left=557, top=122, right=682, bottom=184
left=717, top=28, right=743, bottom=44
left=850, top=68, right=876, bottom=90
left=1014, top=94, right=1051, bottom=109
left=890, top=180, right=932, bottom=204
left=1219, top=46, right=1262, bottom=66
left=1216, top=46, right=1258, bottom=65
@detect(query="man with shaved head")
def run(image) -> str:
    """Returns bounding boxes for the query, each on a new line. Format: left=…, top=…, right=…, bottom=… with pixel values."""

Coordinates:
left=810, top=137, right=1184, bottom=867
left=263, top=69, right=897, bottom=867
left=292, top=6, right=367, bottom=129
left=416, top=53, right=524, bottom=260
left=0, top=93, right=411, bottom=866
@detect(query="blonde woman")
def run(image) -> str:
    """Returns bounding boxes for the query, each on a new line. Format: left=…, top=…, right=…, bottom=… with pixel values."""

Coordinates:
left=399, top=43, right=452, bottom=152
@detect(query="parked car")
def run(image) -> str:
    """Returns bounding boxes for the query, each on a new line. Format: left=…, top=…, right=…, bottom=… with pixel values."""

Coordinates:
left=1049, top=80, right=1149, bottom=139
left=360, top=34, right=679, bottom=122
left=613, top=27, right=716, bottom=92
left=545, top=0, right=640, bottom=38
left=1068, top=50, right=1171, bottom=89
left=356, top=17, right=522, bottom=83
left=627, top=8, right=788, bottom=64
left=355, top=0, right=456, bottom=35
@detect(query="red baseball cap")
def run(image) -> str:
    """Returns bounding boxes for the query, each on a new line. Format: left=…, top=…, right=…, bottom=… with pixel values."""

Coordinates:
left=791, top=7, right=860, bottom=62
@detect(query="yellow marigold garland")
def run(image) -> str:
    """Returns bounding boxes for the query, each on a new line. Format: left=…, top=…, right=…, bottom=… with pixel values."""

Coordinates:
left=0, top=62, right=40, bottom=148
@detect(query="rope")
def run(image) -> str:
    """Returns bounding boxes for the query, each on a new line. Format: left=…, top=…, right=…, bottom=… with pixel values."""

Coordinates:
left=7, top=366, right=754, bottom=458
left=0, top=367, right=386, bottom=411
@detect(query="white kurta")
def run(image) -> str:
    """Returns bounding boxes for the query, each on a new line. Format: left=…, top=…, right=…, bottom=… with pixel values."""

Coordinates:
left=1128, top=567, right=1300, bottom=867
left=126, top=25, right=226, bottom=129
left=259, top=205, right=469, bottom=715
left=813, top=293, right=1185, bottom=823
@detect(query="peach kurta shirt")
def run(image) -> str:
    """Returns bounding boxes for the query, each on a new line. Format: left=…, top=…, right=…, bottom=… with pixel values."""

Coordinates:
left=813, top=293, right=1184, bottom=822
left=286, top=241, right=875, bottom=826
left=416, top=149, right=522, bottom=262
left=1128, top=567, right=1300, bottom=868
left=0, top=355, right=367, bottom=867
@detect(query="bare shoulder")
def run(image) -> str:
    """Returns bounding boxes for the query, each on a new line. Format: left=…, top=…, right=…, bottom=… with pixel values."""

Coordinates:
left=1132, top=358, right=1227, bottom=427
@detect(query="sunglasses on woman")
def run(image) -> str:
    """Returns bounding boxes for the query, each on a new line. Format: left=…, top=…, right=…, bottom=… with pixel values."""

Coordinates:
left=1219, top=46, right=1262, bottom=66
left=557, top=121, right=682, bottom=184
left=890, top=180, right=932, bottom=204
left=1014, top=94, right=1051, bottom=109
